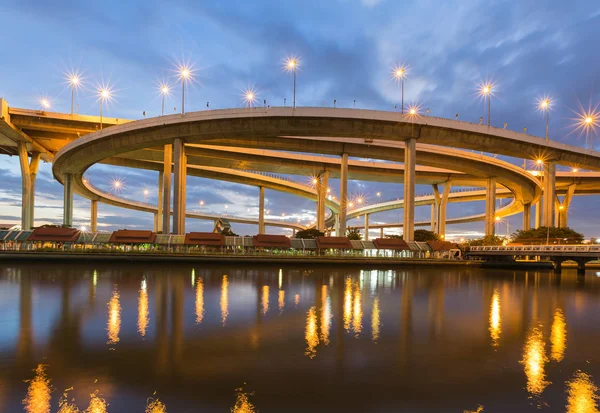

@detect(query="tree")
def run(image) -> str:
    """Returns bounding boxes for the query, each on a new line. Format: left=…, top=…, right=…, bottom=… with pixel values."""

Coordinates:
left=385, top=234, right=403, bottom=239
left=413, top=229, right=440, bottom=242
left=295, top=228, right=324, bottom=239
left=346, top=227, right=362, bottom=240
left=511, top=226, right=584, bottom=245
left=221, top=227, right=239, bottom=237
left=464, top=235, right=505, bottom=247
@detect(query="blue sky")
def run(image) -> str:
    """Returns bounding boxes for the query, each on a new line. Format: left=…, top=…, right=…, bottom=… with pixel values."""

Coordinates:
left=1, top=0, right=600, bottom=238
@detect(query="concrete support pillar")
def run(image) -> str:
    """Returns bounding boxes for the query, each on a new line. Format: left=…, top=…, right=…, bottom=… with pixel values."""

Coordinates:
left=364, top=214, right=369, bottom=240
left=432, top=184, right=440, bottom=233
left=438, top=183, right=451, bottom=238
left=63, top=173, right=73, bottom=227
left=558, top=184, right=576, bottom=228
left=430, top=204, right=436, bottom=232
left=543, top=161, right=556, bottom=227
left=535, top=200, right=542, bottom=228
left=258, top=186, right=265, bottom=234
left=522, top=203, right=531, bottom=231
left=485, top=177, right=496, bottom=237
left=17, top=143, right=40, bottom=230
left=403, top=138, right=416, bottom=242
left=162, top=145, right=172, bottom=234
left=91, top=200, right=98, bottom=232
left=380, top=227, right=384, bottom=238
left=317, top=170, right=329, bottom=232
left=173, top=138, right=187, bottom=235
left=334, top=214, right=340, bottom=236
left=339, top=153, right=348, bottom=236
left=157, top=171, right=164, bottom=233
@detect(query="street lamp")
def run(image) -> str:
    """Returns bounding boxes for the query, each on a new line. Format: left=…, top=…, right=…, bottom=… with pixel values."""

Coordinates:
left=39, top=98, right=51, bottom=111
left=392, top=65, right=407, bottom=114
left=284, top=57, right=299, bottom=109
left=159, top=83, right=170, bottom=116
left=537, top=97, right=552, bottom=143
left=178, top=65, right=193, bottom=114
left=479, top=82, right=494, bottom=126
left=97, top=86, right=112, bottom=129
left=243, top=88, right=258, bottom=108
left=68, top=73, right=81, bottom=115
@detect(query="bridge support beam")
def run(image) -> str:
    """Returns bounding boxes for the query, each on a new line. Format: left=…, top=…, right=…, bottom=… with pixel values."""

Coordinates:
left=334, top=214, right=340, bottom=236
left=18, top=143, right=40, bottom=230
left=522, top=203, right=531, bottom=231
left=380, top=227, right=384, bottom=238
left=91, top=200, right=98, bottom=232
left=173, top=138, right=187, bottom=235
left=558, top=184, right=576, bottom=228
left=403, top=138, right=416, bottom=242
left=485, top=177, right=496, bottom=237
left=535, top=200, right=542, bottom=228
left=543, top=161, right=556, bottom=227
left=157, top=171, right=164, bottom=233
left=162, top=145, right=172, bottom=234
left=258, top=186, right=265, bottom=234
left=339, top=152, right=348, bottom=237
left=317, top=170, right=329, bottom=232
left=432, top=184, right=440, bottom=233
left=439, top=183, right=451, bottom=238
left=364, top=214, right=369, bottom=240
left=63, top=173, right=73, bottom=227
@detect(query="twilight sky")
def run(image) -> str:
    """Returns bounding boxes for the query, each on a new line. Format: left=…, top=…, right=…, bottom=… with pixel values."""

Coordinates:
left=1, top=0, right=600, bottom=238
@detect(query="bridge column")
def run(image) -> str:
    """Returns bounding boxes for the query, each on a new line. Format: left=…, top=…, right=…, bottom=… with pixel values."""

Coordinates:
left=162, top=145, right=172, bottom=234
left=535, top=200, right=542, bottom=228
left=522, top=203, right=531, bottom=231
left=339, top=153, right=348, bottom=236
left=543, top=161, right=556, bottom=227
left=157, top=171, right=164, bottom=233
left=317, top=170, right=329, bottom=232
left=485, top=177, right=496, bottom=237
left=173, top=138, right=187, bottom=235
left=439, top=183, right=451, bottom=238
left=430, top=204, right=436, bottom=232
left=432, top=184, right=440, bottom=233
left=91, top=200, right=98, bottom=232
left=403, top=138, right=416, bottom=242
left=17, top=143, right=40, bottom=230
left=334, top=214, right=340, bottom=236
left=557, top=184, right=576, bottom=228
left=63, top=173, right=73, bottom=227
left=364, top=214, right=369, bottom=240
left=380, top=227, right=384, bottom=238
left=258, top=186, right=265, bottom=234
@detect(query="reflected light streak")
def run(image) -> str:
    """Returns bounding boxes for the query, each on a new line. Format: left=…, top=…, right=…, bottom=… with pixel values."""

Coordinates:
left=138, top=280, right=149, bottom=337
left=352, top=283, right=363, bottom=336
left=107, top=289, right=121, bottom=345
left=232, top=389, right=258, bottom=413
left=278, top=290, right=285, bottom=312
left=196, top=278, right=205, bottom=324
left=86, top=391, right=107, bottom=413
left=146, top=398, right=168, bottom=413
left=566, top=371, right=600, bottom=413
left=521, top=325, right=550, bottom=395
left=305, top=306, right=319, bottom=358
left=23, top=364, right=51, bottom=413
left=278, top=268, right=282, bottom=289
left=372, top=296, right=381, bottom=343
left=344, top=277, right=353, bottom=331
left=220, top=275, right=229, bottom=325
left=489, top=289, right=501, bottom=347
left=550, top=308, right=567, bottom=362
left=57, top=388, right=78, bottom=413
left=294, top=294, right=300, bottom=306
left=320, top=285, right=331, bottom=345
left=262, top=285, right=270, bottom=315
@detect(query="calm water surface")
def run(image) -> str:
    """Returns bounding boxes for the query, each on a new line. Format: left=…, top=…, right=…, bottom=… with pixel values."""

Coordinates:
left=1, top=263, right=599, bottom=412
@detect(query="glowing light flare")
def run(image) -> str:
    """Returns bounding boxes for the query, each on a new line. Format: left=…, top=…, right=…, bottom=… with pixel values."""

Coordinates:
left=111, top=178, right=124, bottom=194
left=305, top=306, right=319, bottom=358
left=96, top=83, right=115, bottom=103
left=392, top=64, right=408, bottom=81
left=23, top=364, right=51, bottom=413
left=39, top=98, right=51, bottom=110
left=569, top=102, right=600, bottom=143
left=320, top=285, right=331, bottom=345
left=262, top=285, right=270, bottom=315
left=196, top=278, right=204, bottom=324
left=344, top=277, right=353, bottom=331
left=566, top=371, right=600, bottom=413
left=352, top=283, right=363, bottom=336
left=284, top=56, right=300, bottom=72
left=372, top=296, right=381, bottom=343
left=537, top=96, right=552, bottom=112
left=159, top=83, right=171, bottom=96
left=489, top=289, right=501, bottom=347
left=550, top=308, right=567, bottom=362
left=220, top=275, right=229, bottom=325
left=107, top=289, right=121, bottom=345
left=64, top=69, right=84, bottom=88
left=521, top=324, right=550, bottom=396
left=138, top=280, right=149, bottom=337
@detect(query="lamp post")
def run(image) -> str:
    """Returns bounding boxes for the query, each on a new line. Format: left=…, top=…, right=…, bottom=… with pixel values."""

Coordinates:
left=538, top=98, right=551, bottom=143
left=393, top=66, right=407, bottom=114
left=69, top=75, right=80, bottom=115
left=39, top=98, right=50, bottom=111
left=285, top=57, right=299, bottom=109
left=160, top=84, right=170, bottom=116
left=98, top=88, right=111, bottom=130
left=179, top=67, right=191, bottom=114
left=480, top=83, right=492, bottom=126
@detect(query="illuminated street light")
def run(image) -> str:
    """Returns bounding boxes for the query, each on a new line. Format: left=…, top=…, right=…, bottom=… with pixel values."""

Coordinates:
left=357, top=197, right=364, bottom=204
left=478, top=81, right=495, bottom=126
left=143, top=188, right=150, bottom=202
left=243, top=88, right=258, bottom=108
left=284, top=56, right=300, bottom=109
left=159, top=83, right=171, bottom=116
left=177, top=64, right=194, bottom=114
left=79, top=225, right=87, bottom=232
left=572, top=167, right=579, bottom=173
left=376, top=192, right=381, bottom=197
left=392, top=65, right=407, bottom=114
left=111, top=178, right=124, bottom=193
left=199, top=200, right=204, bottom=206
left=65, top=70, right=82, bottom=115
left=39, top=98, right=51, bottom=110
left=537, top=97, right=552, bottom=143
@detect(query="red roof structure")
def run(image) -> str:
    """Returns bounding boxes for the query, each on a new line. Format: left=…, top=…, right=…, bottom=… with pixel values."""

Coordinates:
left=27, top=227, right=80, bottom=243
left=109, top=230, right=156, bottom=244
left=316, top=236, right=352, bottom=249
left=372, top=238, right=410, bottom=250
left=185, top=232, right=225, bottom=246
left=427, top=240, right=459, bottom=251
left=252, top=234, right=291, bottom=248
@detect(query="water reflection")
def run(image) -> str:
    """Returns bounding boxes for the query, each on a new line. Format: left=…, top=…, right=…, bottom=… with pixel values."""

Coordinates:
left=320, top=285, right=331, bottom=345
left=107, top=288, right=121, bottom=345
left=86, top=391, right=108, bottom=413
left=372, top=296, right=381, bottom=343
left=566, top=371, right=599, bottom=413
left=305, top=306, right=319, bottom=358
left=195, top=277, right=205, bottom=324
left=352, top=282, right=363, bottom=336
left=278, top=290, right=285, bottom=313
left=521, top=323, right=549, bottom=395
left=344, top=277, right=352, bottom=331
left=138, top=279, right=149, bottom=337
left=23, top=365, right=51, bottom=413
left=294, top=293, right=300, bottom=306
left=550, top=308, right=567, bottom=362
left=220, top=275, right=229, bottom=325
left=489, top=289, right=501, bottom=347
left=262, top=285, right=270, bottom=315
